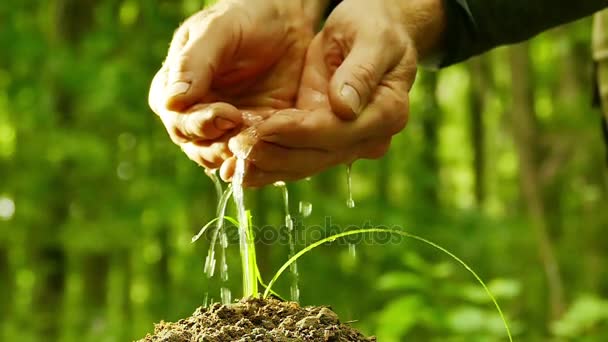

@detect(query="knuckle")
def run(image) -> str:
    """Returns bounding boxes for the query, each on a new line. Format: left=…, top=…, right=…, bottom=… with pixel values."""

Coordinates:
left=365, top=140, right=392, bottom=160
left=380, top=96, right=409, bottom=135
left=378, top=25, right=400, bottom=46
left=351, top=63, right=378, bottom=89
left=169, top=53, right=194, bottom=77
left=169, top=125, right=189, bottom=145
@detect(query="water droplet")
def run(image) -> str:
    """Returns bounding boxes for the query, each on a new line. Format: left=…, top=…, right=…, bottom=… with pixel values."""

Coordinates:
left=204, top=251, right=216, bottom=278
left=220, top=257, right=229, bottom=282
left=290, top=285, right=300, bottom=303
left=221, top=287, right=232, bottom=305
left=220, top=231, right=228, bottom=249
left=285, top=214, right=294, bottom=231
left=349, top=244, right=357, bottom=259
left=202, top=292, right=209, bottom=307
left=298, top=201, right=312, bottom=217
left=346, top=164, right=355, bottom=208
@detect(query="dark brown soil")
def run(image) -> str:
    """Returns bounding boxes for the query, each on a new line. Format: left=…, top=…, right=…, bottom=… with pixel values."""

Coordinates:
left=140, top=297, right=375, bottom=342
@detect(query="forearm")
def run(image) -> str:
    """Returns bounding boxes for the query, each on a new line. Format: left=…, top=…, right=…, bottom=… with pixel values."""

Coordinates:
left=324, top=0, right=607, bottom=68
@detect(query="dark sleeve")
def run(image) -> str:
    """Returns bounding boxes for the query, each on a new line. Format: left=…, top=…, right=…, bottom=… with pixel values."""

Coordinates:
left=324, top=0, right=342, bottom=19
left=441, top=0, right=608, bottom=67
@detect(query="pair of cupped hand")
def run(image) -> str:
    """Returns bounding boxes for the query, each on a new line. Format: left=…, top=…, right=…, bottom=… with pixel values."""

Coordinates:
left=148, top=0, right=418, bottom=187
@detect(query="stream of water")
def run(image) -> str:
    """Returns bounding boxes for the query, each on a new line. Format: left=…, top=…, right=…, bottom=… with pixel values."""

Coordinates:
left=199, top=171, right=233, bottom=304
left=276, top=182, right=300, bottom=302
left=346, top=166, right=357, bottom=259
left=346, top=164, right=355, bottom=208
left=198, top=162, right=359, bottom=304
left=232, top=158, right=256, bottom=297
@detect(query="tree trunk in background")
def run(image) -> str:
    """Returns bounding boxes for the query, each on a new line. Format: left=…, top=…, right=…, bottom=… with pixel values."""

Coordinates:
left=35, top=246, right=67, bottom=339
left=82, top=254, right=110, bottom=328
left=418, top=72, right=441, bottom=208
left=0, top=248, right=11, bottom=337
left=32, top=1, right=100, bottom=339
left=121, top=251, right=133, bottom=341
left=468, top=57, right=490, bottom=206
left=594, top=10, right=608, bottom=166
left=376, top=156, right=390, bottom=208
left=592, top=10, right=608, bottom=293
left=509, top=44, right=565, bottom=320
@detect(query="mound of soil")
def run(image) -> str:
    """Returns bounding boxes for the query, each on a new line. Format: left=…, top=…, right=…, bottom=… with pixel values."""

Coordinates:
left=140, top=297, right=375, bottom=342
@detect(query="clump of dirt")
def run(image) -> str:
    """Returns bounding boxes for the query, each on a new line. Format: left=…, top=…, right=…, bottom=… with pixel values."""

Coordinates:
left=140, top=297, right=375, bottom=342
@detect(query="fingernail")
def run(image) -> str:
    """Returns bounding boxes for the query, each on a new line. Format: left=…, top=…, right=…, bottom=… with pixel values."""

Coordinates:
left=215, top=117, right=237, bottom=130
left=340, top=84, right=361, bottom=115
left=167, top=81, right=190, bottom=98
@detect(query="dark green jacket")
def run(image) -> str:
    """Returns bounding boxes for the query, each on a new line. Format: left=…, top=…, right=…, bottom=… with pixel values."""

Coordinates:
left=442, top=0, right=608, bottom=66
left=327, top=0, right=608, bottom=66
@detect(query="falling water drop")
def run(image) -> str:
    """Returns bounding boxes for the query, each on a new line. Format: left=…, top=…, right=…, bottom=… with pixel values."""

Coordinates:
left=346, top=164, right=355, bottom=208
left=204, top=250, right=216, bottom=277
left=220, top=231, right=228, bottom=249
left=220, top=249, right=229, bottom=282
left=203, top=292, right=209, bottom=308
left=348, top=243, right=357, bottom=259
left=203, top=185, right=233, bottom=279
left=298, top=201, right=312, bottom=217
left=221, top=287, right=232, bottom=305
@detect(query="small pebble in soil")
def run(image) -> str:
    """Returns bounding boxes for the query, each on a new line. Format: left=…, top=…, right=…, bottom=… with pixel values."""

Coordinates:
left=140, top=297, right=375, bottom=342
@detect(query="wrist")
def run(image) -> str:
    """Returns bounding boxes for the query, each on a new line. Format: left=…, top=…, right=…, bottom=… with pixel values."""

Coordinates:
left=397, top=0, right=446, bottom=65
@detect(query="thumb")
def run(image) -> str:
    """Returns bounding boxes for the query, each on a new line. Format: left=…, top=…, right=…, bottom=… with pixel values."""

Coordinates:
left=164, top=19, right=228, bottom=112
left=328, top=39, right=396, bottom=120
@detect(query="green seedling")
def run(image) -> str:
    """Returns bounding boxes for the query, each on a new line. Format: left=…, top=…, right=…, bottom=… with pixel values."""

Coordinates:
left=196, top=167, right=512, bottom=341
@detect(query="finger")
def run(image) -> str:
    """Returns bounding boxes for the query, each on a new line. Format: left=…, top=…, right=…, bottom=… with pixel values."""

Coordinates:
left=165, top=12, right=233, bottom=111
left=232, top=109, right=348, bottom=151
left=352, top=51, right=418, bottom=138
left=356, top=138, right=392, bottom=160
left=219, top=157, right=310, bottom=188
left=159, top=102, right=241, bottom=144
left=181, top=139, right=233, bottom=169
left=149, top=66, right=169, bottom=115
left=177, top=102, right=241, bottom=141
left=297, top=34, right=331, bottom=111
left=181, top=143, right=222, bottom=170
left=327, top=31, right=402, bottom=120
left=257, top=55, right=416, bottom=150
left=230, top=137, right=341, bottom=173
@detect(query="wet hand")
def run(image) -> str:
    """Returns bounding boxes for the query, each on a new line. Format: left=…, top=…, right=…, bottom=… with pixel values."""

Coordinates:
left=223, top=0, right=432, bottom=186
left=149, top=0, right=325, bottom=169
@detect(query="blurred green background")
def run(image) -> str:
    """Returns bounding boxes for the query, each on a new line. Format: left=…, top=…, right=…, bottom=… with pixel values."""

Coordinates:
left=1, top=0, right=608, bottom=341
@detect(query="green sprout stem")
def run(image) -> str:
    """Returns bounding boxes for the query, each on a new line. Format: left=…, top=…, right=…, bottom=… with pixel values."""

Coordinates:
left=262, top=228, right=513, bottom=342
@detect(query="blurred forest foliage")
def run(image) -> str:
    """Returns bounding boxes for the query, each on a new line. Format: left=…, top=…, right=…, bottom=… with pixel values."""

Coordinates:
left=1, top=0, right=608, bottom=341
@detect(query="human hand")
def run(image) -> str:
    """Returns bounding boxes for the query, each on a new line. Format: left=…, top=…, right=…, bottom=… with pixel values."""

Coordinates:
left=222, top=0, right=445, bottom=186
left=148, top=0, right=328, bottom=169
